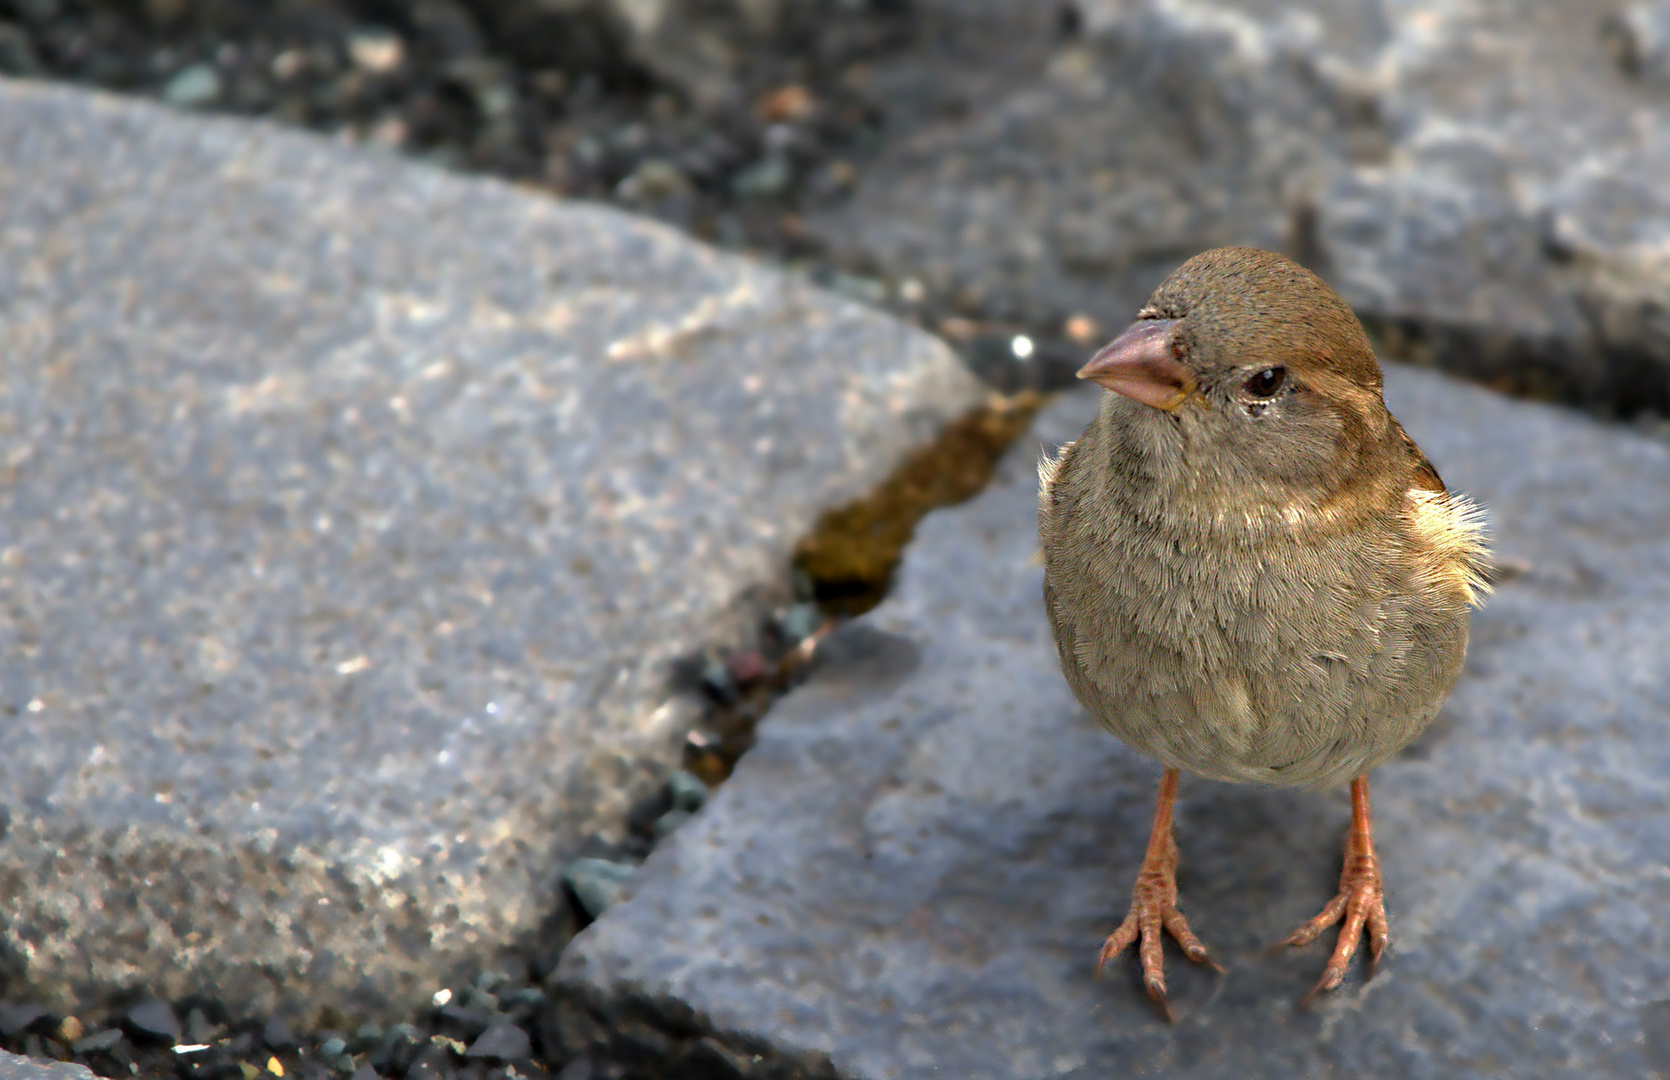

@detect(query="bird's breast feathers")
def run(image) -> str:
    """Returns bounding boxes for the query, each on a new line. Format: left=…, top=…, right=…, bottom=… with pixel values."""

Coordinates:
left=1038, top=437, right=1485, bottom=787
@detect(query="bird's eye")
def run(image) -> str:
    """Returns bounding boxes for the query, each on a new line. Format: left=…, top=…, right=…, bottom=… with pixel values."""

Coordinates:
left=1243, top=366, right=1286, bottom=398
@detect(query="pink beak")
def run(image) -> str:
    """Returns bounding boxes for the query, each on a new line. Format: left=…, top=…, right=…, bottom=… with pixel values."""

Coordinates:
left=1077, top=319, right=1195, bottom=411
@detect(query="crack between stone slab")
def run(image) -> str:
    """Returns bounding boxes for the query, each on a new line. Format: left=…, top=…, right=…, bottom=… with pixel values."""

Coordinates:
left=792, top=386, right=1043, bottom=615
left=1361, top=311, right=1670, bottom=419
left=545, top=978, right=845, bottom=1080
left=674, top=388, right=1043, bottom=788
left=540, top=386, right=1046, bottom=1076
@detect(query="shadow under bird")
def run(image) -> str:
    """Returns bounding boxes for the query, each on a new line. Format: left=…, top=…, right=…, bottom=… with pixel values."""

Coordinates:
left=1038, top=246, right=1490, bottom=1020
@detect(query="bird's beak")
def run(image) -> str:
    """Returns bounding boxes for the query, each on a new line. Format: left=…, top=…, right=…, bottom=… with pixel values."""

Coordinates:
left=1076, top=318, right=1195, bottom=411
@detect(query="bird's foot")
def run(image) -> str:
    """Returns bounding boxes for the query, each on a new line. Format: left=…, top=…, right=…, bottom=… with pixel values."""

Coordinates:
left=1098, top=769, right=1222, bottom=1022
left=1280, top=774, right=1388, bottom=1006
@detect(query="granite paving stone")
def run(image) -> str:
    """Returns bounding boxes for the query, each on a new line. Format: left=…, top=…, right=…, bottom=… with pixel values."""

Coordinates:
left=0, top=1049, right=94, bottom=1080
left=0, top=78, right=986, bottom=1026
left=551, top=368, right=1670, bottom=1078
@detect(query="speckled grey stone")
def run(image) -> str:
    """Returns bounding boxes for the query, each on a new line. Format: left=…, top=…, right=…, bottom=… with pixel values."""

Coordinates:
left=811, top=0, right=1670, bottom=411
left=0, top=1049, right=95, bottom=1080
left=0, top=79, right=985, bottom=1026
left=550, top=369, right=1670, bottom=1079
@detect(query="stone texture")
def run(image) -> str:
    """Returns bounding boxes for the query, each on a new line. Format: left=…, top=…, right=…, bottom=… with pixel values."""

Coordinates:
left=1306, top=0, right=1670, bottom=413
left=808, top=0, right=1314, bottom=327
left=809, top=0, right=1670, bottom=412
left=550, top=368, right=1670, bottom=1078
left=0, top=79, right=985, bottom=1026
left=0, top=1050, right=94, bottom=1080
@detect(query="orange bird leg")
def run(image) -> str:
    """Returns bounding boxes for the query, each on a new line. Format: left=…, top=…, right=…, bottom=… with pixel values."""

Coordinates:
left=1097, top=767, right=1222, bottom=1022
left=1281, top=773, right=1389, bottom=1006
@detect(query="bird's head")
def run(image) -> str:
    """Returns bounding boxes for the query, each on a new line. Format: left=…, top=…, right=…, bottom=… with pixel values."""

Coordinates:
left=1080, top=246, right=1402, bottom=523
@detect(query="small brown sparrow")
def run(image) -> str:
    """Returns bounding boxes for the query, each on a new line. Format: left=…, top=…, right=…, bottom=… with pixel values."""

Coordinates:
left=1038, top=247, right=1489, bottom=1019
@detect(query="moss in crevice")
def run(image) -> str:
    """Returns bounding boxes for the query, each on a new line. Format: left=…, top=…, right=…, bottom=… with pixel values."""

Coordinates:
left=792, top=390, right=1044, bottom=616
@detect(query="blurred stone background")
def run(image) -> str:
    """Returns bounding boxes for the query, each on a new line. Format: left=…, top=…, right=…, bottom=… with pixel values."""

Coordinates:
left=10, top=0, right=1670, bottom=417
left=2, top=1, right=1668, bottom=1079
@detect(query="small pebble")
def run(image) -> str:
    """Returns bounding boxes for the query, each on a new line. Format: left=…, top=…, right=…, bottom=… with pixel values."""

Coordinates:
left=827, top=271, right=888, bottom=305
left=429, top=1033, right=467, bottom=1055
left=778, top=602, right=823, bottom=645
left=562, top=857, right=638, bottom=918
left=346, top=29, right=403, bottom=75
left=263, top=1017, right=296, bottom=1049
left=437, top=1003, right=491, bottom=1039
left=666, top=770, right=709, bottom=812
left=698, top=657, right=738, bottom=703
left=615, top=157, right=690, bottom=201
left=570, top=135, right=604, bottom=167
left=72, top=1028, right=124, bottom=1054
left=755, top=83, right=815, bottom=122
left=349, top=1065, right=380, bottom=1080
left=1064, top=313, right=1100, bottom=344
left=270, top=48, right=306, bottom=80
left=725, top=649, right=769, bottom=686
left=184, top=1006, right=224, bottom=1044
left=162, top=62, right=221, bottom=107
left=807, top=159, right=858, bottom=199
left=124, top=997, right=181, bottom=1042
left=730, top=154, right=792, bottom=199
left=58, top=1016, right=83, bottom=1043
left=460, top=985, right=500, bottom=1013
left=371, top=1023, right=422, bottom=1073
left=501, top=987, right=546, bottom=1013
left=464, top=1021, right=531, bottom=1061
left=652, top=808, right=694, bottom=840
left=684, top=743, right=728, bottom=786
left=763, top=122, right=799, bottom=153
left=319, top=1036, right=348, bottom=1058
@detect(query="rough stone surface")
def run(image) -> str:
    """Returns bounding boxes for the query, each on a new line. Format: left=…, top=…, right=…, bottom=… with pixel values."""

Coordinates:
left=0, top=79, right=985, bottom=1026
left=810, top=0, right=1670, bottom=412
left=551, top=368, right=1670, bottom=1078
left=0, top=1049, right=94, bottom=1080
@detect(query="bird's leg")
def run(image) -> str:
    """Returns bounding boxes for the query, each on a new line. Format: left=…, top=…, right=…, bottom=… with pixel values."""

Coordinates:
left=1281, top=773, right=1389, bottom=1006
left=1098, top=767, right=1221, bottom=1022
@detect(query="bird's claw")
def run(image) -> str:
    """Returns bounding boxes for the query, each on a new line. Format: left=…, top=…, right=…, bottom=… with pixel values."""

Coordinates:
left=1281, top=822, right=1387, bottom=1007
left=1098, top=836, right=1222, bottom=1023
